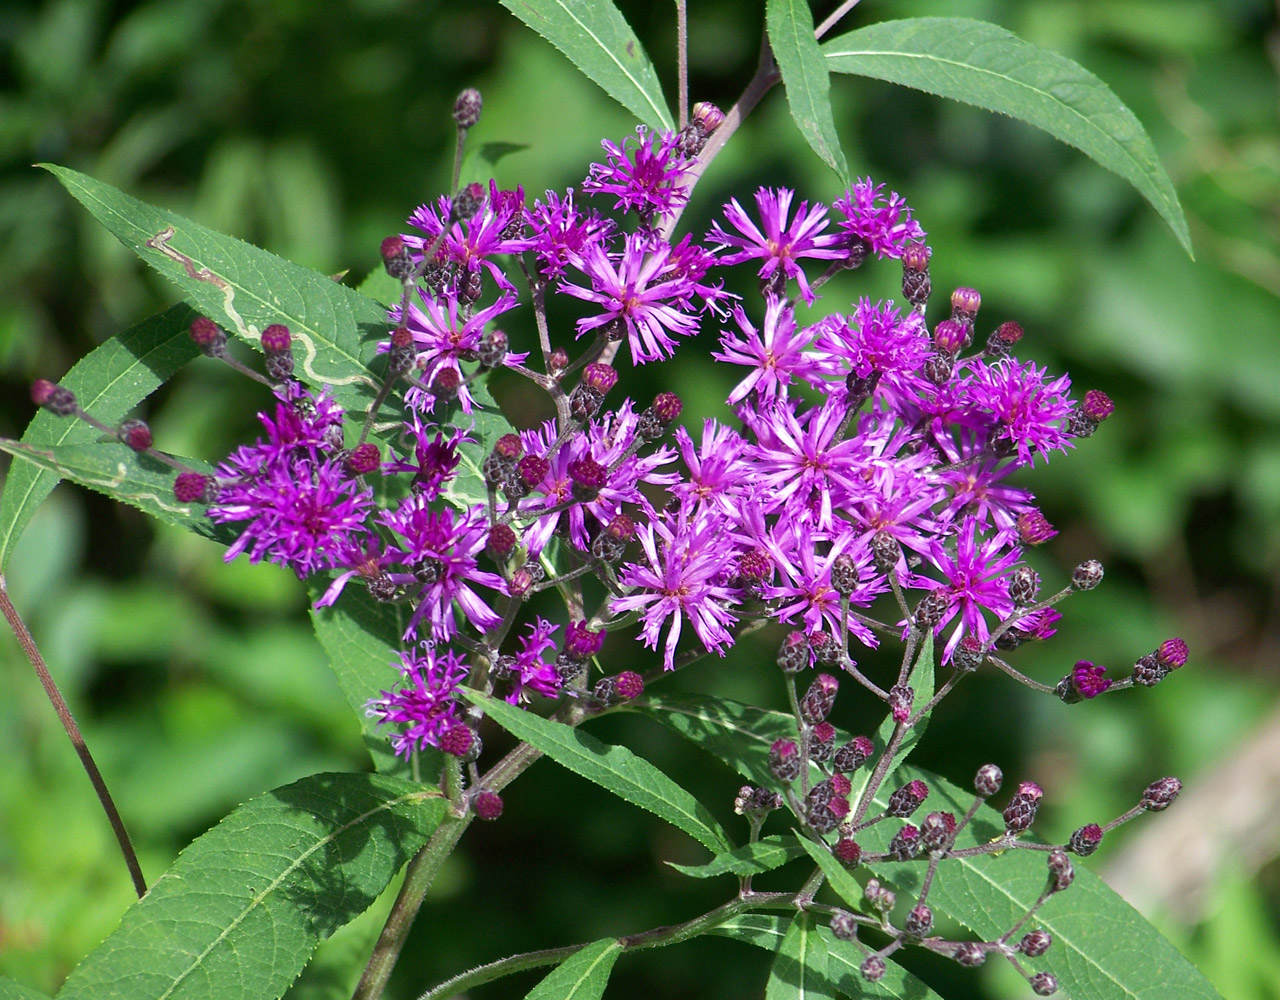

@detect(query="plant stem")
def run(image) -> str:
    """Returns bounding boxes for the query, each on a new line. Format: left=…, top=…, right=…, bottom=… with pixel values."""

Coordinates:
left=0, top=574, right=147, bottom=899
left=676, top=0, right=689, bottom=130
left=814, top=0, right=862, bottom=40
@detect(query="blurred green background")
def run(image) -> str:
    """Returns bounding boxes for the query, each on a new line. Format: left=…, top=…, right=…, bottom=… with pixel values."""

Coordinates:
left=2, top=0, right=1279, bottom=997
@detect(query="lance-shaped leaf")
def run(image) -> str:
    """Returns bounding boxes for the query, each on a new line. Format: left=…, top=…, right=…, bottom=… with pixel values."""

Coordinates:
left=766, top=912, right=834, bottom=1000
left=0, top=438, right=232, bottom=545
left=306, top=583, right=418, bottom=780
left=767, top=0, right=850, bottom=183
left=711, top=915, right=944, bottom=1000
left=498, top=0, right=672, bottom=130
left=822, top=17, right=1192, bottom=256
left=795, top=835, right=865, bottom=913
left=56, top=772, right=446, bottom=1000
left=0, top=980, right=54, bottom=1000
left=43, top=165, right=393, bottom=415
left=524, top=939, right=623, bottom=1000
left=668, top=835, right=806, bottom=879
left=0, top=303, right=199, bottom=570
left=463, top=691, right=732, bottom=853
left=858, top=765, right=1224, bottom=1000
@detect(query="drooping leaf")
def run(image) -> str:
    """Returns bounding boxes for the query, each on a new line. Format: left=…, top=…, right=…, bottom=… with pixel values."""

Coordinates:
left=0, top=303, right=199, bottom=570
left=711, top=915, right=944, bottom=999
left=43, top=165, right=394, bottom=415
left=862, top=765, right=1224, bottom=1000
left=498, top=0, right=671, bottom=130
left=667, top=835, right=806, bottom=879
left=306, top=582, right=419, bottom=780
left=766, top=0, right=850, bottom=183
left=765, top=913, right=834, bottom=1000
left=524, top=939, right=623, bottom=1000
left=822, top=17, right=1192, bottom=256
left=0, top=438, right=232, bottom=544
left=463, top=691, right=732, bottom=853
left=56, top=773, right=446, bottom=1000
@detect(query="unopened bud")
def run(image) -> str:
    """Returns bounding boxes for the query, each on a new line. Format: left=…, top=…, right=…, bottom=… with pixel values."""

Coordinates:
left=345, top=443, right=380, bottom=475
left=974, top=763, right=1003, bottom=797
left=1071, top=559, right=1104, bottom=590
left=1030, top=971, right=1059, bottom=996
left=380, top=235, right=414, bottom=279
left=478, top=328, right=508, bottom=368
left=1140, top=776, right=1181, bottom=812
left=1068, top=823, right=1103, bottom=856
left=886, top=779, right=929, bottom=818
left=31, top=379, right=76, bottom=416
left=776, top=631, right=810, bottom=674
left=768, top=739, right=801, bottom=783
left=799, top=673, right=839, bottom=724
left=1016, top=509, right=1057, bottom=545
left=453, top=87, right=483, bottom=128
left=1019, top=929, right=1052, bottom=957
left=189, top=316, right=227, bottom=356
left=173, top=471, right=213, bottom=503
left=888, top=683, right=913, bottom=724
left=261, top=324, right=294, bottom=381
left=901, top=243, right=931, bottom=307
left=905, top=903, right=933, bottom=938
left=829, top=909, right=857, bottom=941
left=473, top=789, right=503, bottom=821
left=834, top=735, right=874, bottom=772
left=118, top=419, right=152, bottom=451
left=861, top=956, right=886, bottom=983
left=1047, top=849, right=1074, bottom=892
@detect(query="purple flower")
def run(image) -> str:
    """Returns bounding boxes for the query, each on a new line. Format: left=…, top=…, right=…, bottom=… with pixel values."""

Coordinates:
left=713, top=294, right=817, bottom=403
left=833, top=178, right=925, bottom=260
left=378, top=499, right=506, bottom=641
left=367, top=643, right=469, bottom=756
left=384, top=415, right=469, bottom=501
left=612, top=506, right=741, bottom=671
left=313, top=531, right=401, bottom=608
left=504, top=617, right=562, bottom=704
left=560, top=233, right=701, bottom=363
left=582, top=126, right=692, bottom=221
left=708, top=188, right=844, bottom=305
left=807, top=298, right=929, bottom=387
left=968, top=359, right=1074, bottom=465
left=670, top=419, right=750, bottom=517
left=526, top=188, right=613, bottom=279
left=406, top=181, right=535, bottom=291
left=764, top=522, right=883, bottom=648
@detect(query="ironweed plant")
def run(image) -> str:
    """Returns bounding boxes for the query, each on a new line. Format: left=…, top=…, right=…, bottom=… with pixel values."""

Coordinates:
left=1, top=4, right=1223, bottom=1000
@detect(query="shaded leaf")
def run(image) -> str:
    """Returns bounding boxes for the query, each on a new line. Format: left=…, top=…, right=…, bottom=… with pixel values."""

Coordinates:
left=0, top=979, right=54, bottom=1000
left=668, top=835, right=806, bottom=879
left=0, top=438, right=231, bottom=545
left=0, top=303, right=199, bottom=570
left=57, top=773, right=446, bottom=1000
left=524, top=939, right=622, bottom=1000
left=765, top=913, right=834, bottom=1000
left=463, top=691, right=732, bottom=853
left=822, top=17, right=1192, bottom=255
left=767, top=0, right=849, bottom=182
left=498, top=0, right=672, bottom=130
left=795, top=835, right=864, bottom=912
left=43, top=165, right=394, bottom=416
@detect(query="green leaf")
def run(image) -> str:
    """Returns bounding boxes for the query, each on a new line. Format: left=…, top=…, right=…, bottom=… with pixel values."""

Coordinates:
left=668, top=835, right=806, bottom=879
left=0, top=438, right=232, bottom=544
left=497, top=0, right=673, bottom=130
left=459, top=141, right=531, bottom=188
left=822, top=17, right=1192, bottom=256
left=712, top=915, right=944, bottom=999
left=767, top=0, right=850, bottom=183
left=795, top=835, right=864, bottom=912
left=463, top=691, right=732, bottom=853
left=306, top=583, right=420, bottom=780
left=57, top=773, right=446, bottom=1000
left=524, top=939, right=622, bottom=1000
left=0, top=303, right=199, bottom=570
left=43, top=165, right=394, bottom=414
left=766, top=913, right=833, bottom=1000
left=868, top=766, right=1224, bottom=1000
left=0, top=979, right=54, bottom=1000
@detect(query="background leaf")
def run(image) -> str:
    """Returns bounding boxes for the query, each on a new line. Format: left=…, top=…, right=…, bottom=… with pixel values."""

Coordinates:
left=0, top=303, right=198, bottom=570
left=524, top=939, right=622, bottom=1000
left=464, top=691, right=732, bottom=854
left=0, top=979, right=54, bottom=1000
left=766, top=0, right=850, bottom=183
left=765, top=913, right=833, bottom=1000
left=56, top=772, right=445, bottom=1000
left=667, top=835, right=806, bottom=879
left=822, top=17, right=1192, bottom=255
left=497, top=0, right=672, bottom=130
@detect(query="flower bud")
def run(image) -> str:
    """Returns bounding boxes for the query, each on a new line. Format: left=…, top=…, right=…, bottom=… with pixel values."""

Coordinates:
left=901, top=242, right=931, bottom=307
left=933, top=319, right=967, bottom=354
left=568, top=456, right=607, bottom=502
left=953, top=943, right=986, bottom=967
left=592, top=514, right=635, bottom=562
left=887, top=823, right=921, bottom=860
left=31, top=379, right=77, bottom=416
left=923, top=352, right=954, bottom=385
left=950, top=286, right=981, bottom=328
left=864, top=878, right=894, bottom=912
left=799, top=673, right=839, bottom=724
left=830, top=553, right=860, bottom=596
left=829, top=909, right=857, bottom=941
left=1157, top=637, right=1188, bottom=670
left=1003, top=783, right=1042, bottom=836
left=478, top=328, right=508, bottom=368
left=1068, top=823, right=1103, bottom=856
left=513, top=454, right=549, bottom=493
left=1030, top=971, right=1059, bottom=996
left=888, top=683, right=913, bottom=724
left=1140, top=776, right=1181, bottom=812
left=118, top=419, right=152, bottom=452
left=189, top=316, right=227, bottom=356
left=548, top=347, right=569, bottom=375
left=769, top=738, right=801, bottom=783
left=776, top=631, right=811, bottom=674
left=261, top=324, right=294, bottom=381
left=1016, top=509, right=1057, bottom=546
left=834, top=735, right=874, bottom=772
left=974, top=763, right=1003, bottom=797
left=985, top=320, right=1023, bottom=358
left=1061, top=660, right=1112, bottom=701
left=473, top=789, right=503, bottom=821
left=451, top=182, right=485, bottom=223
left=173, top=471, right=213, bottom=503
left=1047, top=849, right=1074, bottom=892
left=1019, top=929, right=1052, bottom=957
left=564, top=620, right=605, bottom=661
left=439, top=722, right=475, bottom=758
left=905, top=903, right=933, bottom=938
left=871, top=532, right=900, bottom=573
left=735, top=785, right=783, bottom=818
left=833, top=838, right=861, bottom=867
left=952, top=636, right=986, bottom=673
left=453, top=87, right=483, bottom=128
left=613, top=670, right=643, bottom=701
left=692, top=101, right=725, bottom=134
left=913, top=589, right=950, bottom=628
left=861, top=956, right=886, bottom=983
left=380, top=235, right=414, bottom=279
left=484, top=433, right=524, bottom=485
left=1071, top=559, right=1104, bottom=591
left=887, top=779, right=929, bottom=818
left=487, top=523, right=518, bottom=560
left=919, top=811, right=957, bottom=853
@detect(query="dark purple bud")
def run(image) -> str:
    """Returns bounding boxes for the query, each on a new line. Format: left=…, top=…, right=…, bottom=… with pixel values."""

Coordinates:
left=985, top=320, right=1023, bottom=358
left=487, top=523, right=517, bottom=559
left=735, top=785, right=783, bottom=818
left=914, top=589, right=950, bottom=628
left=189, top=316, right=227, bottom=356
left=800, top=673, right=839, bottom=724
left=261, top=323, right=291, bottom=354
left=613, top=670, right=643, bottom=700
left=494, top=433, right=524, bottom=460
left=564, top=620, right=605, bottom=660
left=1068, top=823, right=1103, bottom=856
left=568, top=456, right=607, bottom=501
left=637, top=392, right=682, bottom=440
left=861, top=956, right=886, bottom=983
left=808, top=631, right=842, bottom=667
left=1065, top=660, right=1112, bottom=700
left=473, top=789, right=503, bottom=821
left=451, top=182, right=485, bottom=223
left=933, top=319, right=967, bottom=354
left=388, top=325, right=417, bottom=375
left=118, top=419, right=152, bottom=452
left=776, top=631, right=811, bottom=674
left=833, top=838, right=862, bottom=866
left=173, top=471, right=213, bottom=503
left=830, top=553, right=860, bottom=596
left=1008, top=565, right=1040, bottom=608
left=865, top=878, right=895, bottom=912
left=1019, top=929, right=1052, bottom=957
left=1017, top=509, right=1058, bottom=546
left=1157, top=637, right=1188, bottom=669
left=834, top=735, right=874, bottom=772
left=548, top=347, right=569, bottom=374
left=380, top=235, right=414, bottom=279
left=974, top=763, right=1003, bottom=797
left=692, top=101, right=725, bottom=134
left=953, top=943, right=987, bottom=967
left=453, top=87, right=483, bottom=128
left=923, top=353, right=954, bottom=385
left=737, top=548, right=770, bottom=584
left=905, top=903, right=933, bottom=938
left=1003, top=784, right=1042, bottom=836
left=769, top=739, right=801, bottom=783
left=345, top=442, right=380, bottom=475
left=919, top=811, right=957, bottom=853
left=31, top=379, right=77, bottom=416
left=888, top=683, right=914, bottom=724
left=1140, top=776, right=1181, bottom=812
left=871, top=532, right=900, bottom=573
left=887, top=779, right=929, bottom=818
left=439, top=722, right=474, bottom=757
left=887, top=823, right=921, bottom=860
left=952, top=636, right=986, bottom=672
left=1083, top=389, right=1114, bottom=422
left=478, top=328, right=508, bottom=368
left=1030, top=972, right=1059, bottom=996
left=1047, top=849, right=1074, bottom=892
left=1131, top=653, right=1168, bottom=687
left=515, top=454, right=548, bottom=489
left=568, top=384, right=605, bottom=422
left=1071, top=559, right=1104, bottom=591
left=829, top=909, right=857, bottom=941
left=901, top=242, right=931, bottom=307
left=808, top=721, right=836, bottom=764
